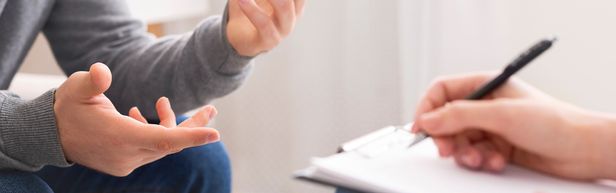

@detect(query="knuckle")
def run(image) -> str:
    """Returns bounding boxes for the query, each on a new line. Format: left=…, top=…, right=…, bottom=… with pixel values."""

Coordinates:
left=109, top=137, right=125, bottom=147
left=278, top=28, right=291, bottom=38
left=193, top=134, right=207, bottom=145
left=155, top=140, right=173, bottom=152
left=274, top=0, right=291, bottom=9
left=445, top=101, right=466, bottom=116
left=254, top=18, right=272, bottom=29
left=426, top=77, right=449, bottom=94
left=261, top=27, right=276, bottom=39
left=280, top=0, right=292, bottom=8
left=430, top=76, right=449, bottom=87
left=261, top=32, right=281, bottom=48
left=442, top=101, right=471, bottom=125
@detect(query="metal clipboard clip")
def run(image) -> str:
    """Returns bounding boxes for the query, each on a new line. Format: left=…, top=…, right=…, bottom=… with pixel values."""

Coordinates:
left=337, top=123, right=421, bottom=158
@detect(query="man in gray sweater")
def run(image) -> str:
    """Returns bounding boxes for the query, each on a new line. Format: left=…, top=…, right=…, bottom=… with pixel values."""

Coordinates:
left=0, top=0, right=304, bottom=192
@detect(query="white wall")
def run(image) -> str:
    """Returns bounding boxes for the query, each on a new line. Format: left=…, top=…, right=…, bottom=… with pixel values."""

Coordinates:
left=408, top=0, right=616, bottom=114
left=210, top=1, right=405, bottom=192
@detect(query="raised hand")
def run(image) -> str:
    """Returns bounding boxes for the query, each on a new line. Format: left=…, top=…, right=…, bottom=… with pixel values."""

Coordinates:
left=54, top=63, right=220, bottom=176
left=227, top=0, right=305, bottom=56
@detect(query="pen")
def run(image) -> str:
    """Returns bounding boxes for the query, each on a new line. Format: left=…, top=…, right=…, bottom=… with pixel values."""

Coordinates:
left=408, top=36, right=557, bottom=148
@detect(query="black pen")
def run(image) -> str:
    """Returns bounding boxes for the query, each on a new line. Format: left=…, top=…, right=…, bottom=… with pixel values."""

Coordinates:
left=408, top=36, right=557, bottom=148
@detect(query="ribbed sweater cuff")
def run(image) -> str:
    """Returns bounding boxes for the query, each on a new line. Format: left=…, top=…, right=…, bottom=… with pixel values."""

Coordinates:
left=0, top=89, right=71, bottom=170
left=192, top=4, right=254, bottom=76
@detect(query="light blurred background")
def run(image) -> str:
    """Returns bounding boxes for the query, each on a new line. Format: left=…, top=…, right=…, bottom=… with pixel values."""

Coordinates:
left=11, top=0, right=616, bottom=192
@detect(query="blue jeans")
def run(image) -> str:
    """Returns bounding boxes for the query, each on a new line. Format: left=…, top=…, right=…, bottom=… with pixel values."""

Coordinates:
left=0, top=117, right=232, bottom=193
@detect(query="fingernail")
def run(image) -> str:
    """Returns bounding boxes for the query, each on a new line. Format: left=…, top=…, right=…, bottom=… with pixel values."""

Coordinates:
left=207, top=107, right=217, bottom=120
left=239, top=0, right=249, bottom=4
left=205, top=107, right=212, bottom=117
left=489, top=157, right=504, bottom=171
left=207, top=132, right=220, bottom=143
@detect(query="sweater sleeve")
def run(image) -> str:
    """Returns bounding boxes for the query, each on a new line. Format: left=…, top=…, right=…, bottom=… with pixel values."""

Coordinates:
left=0, top=90, right=71, bottom=171
left=43, top=0, right=254, bottom=119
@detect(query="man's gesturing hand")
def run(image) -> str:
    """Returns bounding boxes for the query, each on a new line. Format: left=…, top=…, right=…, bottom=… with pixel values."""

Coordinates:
left=54, top=63, right=220, bottom=176
left=227, top=0, right=305, bottom=56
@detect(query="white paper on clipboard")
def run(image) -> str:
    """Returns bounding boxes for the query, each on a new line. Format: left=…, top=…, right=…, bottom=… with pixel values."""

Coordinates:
left=295, top=125, right=616, bottom=193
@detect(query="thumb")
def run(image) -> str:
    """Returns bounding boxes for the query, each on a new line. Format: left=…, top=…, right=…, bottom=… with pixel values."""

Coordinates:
left=67, top=63, right=112, bottom=98
left=417, top=100, right=516, bottom=138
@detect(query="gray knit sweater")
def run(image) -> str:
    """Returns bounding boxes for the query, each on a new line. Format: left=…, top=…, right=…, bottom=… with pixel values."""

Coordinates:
left=0, top=0, right=253, bottom=171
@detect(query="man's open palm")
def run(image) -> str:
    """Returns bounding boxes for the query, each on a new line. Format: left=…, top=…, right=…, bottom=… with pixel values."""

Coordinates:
left=54, top=63, right=220, bottom=176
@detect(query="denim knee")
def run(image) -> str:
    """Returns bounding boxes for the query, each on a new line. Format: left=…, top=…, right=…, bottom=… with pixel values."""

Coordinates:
left=162, top=141, right=232, bottom=193
left=0, top=170, right=53, bottom=193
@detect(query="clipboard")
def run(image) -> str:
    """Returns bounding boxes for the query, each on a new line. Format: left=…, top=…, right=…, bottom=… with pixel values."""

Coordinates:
left=337, top=124, right=413, bottom=154
left=293, top=124, right=616, bottom=193
left=294, top=124, right=416, bottom=192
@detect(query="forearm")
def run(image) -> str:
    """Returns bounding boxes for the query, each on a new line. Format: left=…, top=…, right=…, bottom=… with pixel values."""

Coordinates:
left=105, top=15, right=253, bottom=118
left=44, top=0, right=254, bottom=118
left=0, top=90, right=71, bottom=171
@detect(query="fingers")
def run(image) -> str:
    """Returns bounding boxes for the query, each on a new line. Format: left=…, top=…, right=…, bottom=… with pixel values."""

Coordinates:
left=416, top=100, right=515, bottom=138
left=138, top=125, right=220, bottom=152
left=179, top=105, right=218, bottom=127
left=65, top=63, right=113, bottom=99
left=238, top=0, right=282, bottom=48
left=412, top=73, right=495, bottom=132
left=434, top=130, right=511, bottom=172
left=473, top=141, right=505, bottom=172
left=143, top=98, right=217, bottom=128
left=454, top=145, right=482, bottom=169
left=156, top=97, right=176, bottom=128
left=433, top=136, right=455, bottom=157
left=128, top=107, right=148, bottom=124
left=267, top=0, right=296, bottom=36
left=486, top=156, right=506, bottom=172
left=453, top=140, right=507, bottom=172
left=434, top=129, right=509, bottom=172
left=416, top=99, right=528, bottom=171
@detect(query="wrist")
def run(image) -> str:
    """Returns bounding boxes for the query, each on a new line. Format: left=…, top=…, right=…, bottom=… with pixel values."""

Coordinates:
left=587, top=113, right=616, bottom=180
left=0, top=90, right=71, bottom=170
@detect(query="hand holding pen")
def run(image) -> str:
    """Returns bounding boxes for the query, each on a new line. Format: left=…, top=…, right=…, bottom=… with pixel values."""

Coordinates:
left=410, top=37, right=557, bottom=147
left=409, top=38, right=616, bottom=180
